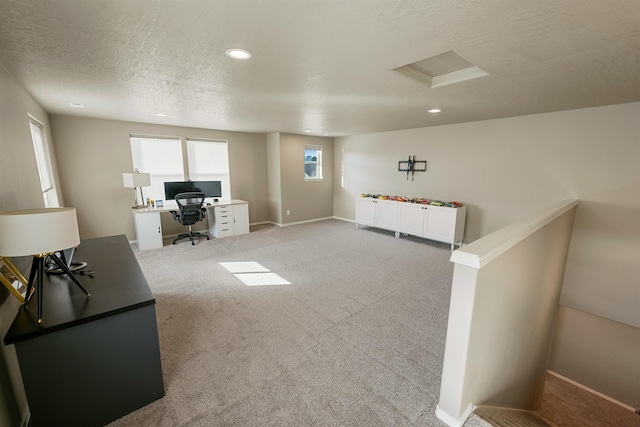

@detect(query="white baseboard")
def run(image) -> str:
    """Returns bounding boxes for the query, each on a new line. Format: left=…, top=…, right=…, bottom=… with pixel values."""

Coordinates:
left=435, top=403, right=474, bottom=427
left=270, top=216, right=335, bottom=228
left=333, top=216, right=355, bottom=223
left=249, top=221, right=271, bottom=226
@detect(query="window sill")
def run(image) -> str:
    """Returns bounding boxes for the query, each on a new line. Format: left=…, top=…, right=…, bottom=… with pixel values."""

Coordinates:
left=305, top=178, right=323, bottom=182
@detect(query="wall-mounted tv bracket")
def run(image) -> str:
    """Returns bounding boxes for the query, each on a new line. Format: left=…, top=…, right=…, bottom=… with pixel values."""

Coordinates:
left=398, top=156, right=427, bottom=180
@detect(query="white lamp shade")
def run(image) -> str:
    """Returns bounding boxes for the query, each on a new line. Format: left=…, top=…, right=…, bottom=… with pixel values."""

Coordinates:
left=122, top=172, right=151, bottom=188
left=0, top=208, right=81, bottom=257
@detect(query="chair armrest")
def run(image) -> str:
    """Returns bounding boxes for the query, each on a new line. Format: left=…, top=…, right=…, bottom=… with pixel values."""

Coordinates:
left=170, top=210, right=179, bottom=221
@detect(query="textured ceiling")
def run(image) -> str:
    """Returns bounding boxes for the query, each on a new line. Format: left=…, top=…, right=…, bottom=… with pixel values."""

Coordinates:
left=0, top=0, right=639, bottom=136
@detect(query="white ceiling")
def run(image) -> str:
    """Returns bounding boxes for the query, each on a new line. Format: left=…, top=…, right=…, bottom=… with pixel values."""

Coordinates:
left=1, top=0, right=639, bottom=136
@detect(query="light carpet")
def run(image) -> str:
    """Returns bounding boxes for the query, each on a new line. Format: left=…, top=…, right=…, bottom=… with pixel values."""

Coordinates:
left=107, top=219, right=478, bottom=427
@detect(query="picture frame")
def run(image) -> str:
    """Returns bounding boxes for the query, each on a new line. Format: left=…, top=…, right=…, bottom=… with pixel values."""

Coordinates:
left=0, top=256, right=33, bottom=303
left=156, top=199, right=164, bottom=207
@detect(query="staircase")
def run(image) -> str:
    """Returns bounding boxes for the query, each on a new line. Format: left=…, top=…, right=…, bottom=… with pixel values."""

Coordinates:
left=470, top=407, right=554, bottom=427
left=461, top=372, right=640, bottom=427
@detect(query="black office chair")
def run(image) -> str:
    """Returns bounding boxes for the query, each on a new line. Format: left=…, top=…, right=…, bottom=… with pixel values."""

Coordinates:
left=170, top=192, right=210, bottom=245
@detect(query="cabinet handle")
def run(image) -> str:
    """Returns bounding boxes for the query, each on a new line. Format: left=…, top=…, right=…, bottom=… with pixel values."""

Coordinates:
left=158, top=226, right=161, bottom=234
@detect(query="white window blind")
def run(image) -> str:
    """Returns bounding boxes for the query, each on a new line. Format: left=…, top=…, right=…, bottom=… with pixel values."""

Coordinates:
left=186, top=139, right=231, bottom=200
left=29, top=117, right=59, bottom=207
left=29, top=119, right=53, bottom=193
left=130, top=136, right=183, bottom=202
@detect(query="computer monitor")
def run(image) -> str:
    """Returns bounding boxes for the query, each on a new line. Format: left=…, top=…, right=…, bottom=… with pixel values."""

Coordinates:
left=192, top=181, right=222, bottom=198
left=163, top=181, right=194, bottom=200
left=163, top=180, right=222, bottom=200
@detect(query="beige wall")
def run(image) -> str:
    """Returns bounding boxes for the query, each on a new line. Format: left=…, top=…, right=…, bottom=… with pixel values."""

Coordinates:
left=550, top=306, right=640, bottom=407
left=0, top=63, right=54, bottom=427
left=334, top=102, right=640, bottom=406
left=49, top=115, right=270, bottom=241
left=267, top=133, right=334, bottom=225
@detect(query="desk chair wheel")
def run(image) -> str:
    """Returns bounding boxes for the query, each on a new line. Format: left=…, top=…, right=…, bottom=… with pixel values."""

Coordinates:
left=172, top=228, right=210, bottom=245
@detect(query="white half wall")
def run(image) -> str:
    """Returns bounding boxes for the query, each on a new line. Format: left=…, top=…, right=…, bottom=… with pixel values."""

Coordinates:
left=437, top=201, right=577, bottom=424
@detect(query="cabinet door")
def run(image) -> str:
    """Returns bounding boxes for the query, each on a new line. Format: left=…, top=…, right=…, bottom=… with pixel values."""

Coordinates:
left=232, top=204, right=250, bottom=235
left=424, top=207, right=455, bottom=243
left=398, top=203, right=425, bottom=235
left=375, top=200, right=398, bottom=231
left=356, top=198, right=376, bottom=226
left=135, top=212, right=163, bottom=250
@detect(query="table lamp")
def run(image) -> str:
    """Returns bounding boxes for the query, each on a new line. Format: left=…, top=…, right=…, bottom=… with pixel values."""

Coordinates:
left=0, top=208, right=91, bottom=324
left=123, top=169, right=151, bottom=208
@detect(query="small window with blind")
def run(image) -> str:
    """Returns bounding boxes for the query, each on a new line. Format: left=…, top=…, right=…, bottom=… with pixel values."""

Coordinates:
left=305, top=145, right=322, bottom=180
left=29, top=117, right=59, bottom=207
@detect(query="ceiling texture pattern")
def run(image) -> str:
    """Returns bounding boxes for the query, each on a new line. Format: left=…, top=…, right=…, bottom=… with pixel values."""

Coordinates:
left=0, top=0, right=639, bottom=136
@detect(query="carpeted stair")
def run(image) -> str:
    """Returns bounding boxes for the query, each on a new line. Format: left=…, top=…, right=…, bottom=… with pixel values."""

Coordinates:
left=472, top=407, right=554, bottom=427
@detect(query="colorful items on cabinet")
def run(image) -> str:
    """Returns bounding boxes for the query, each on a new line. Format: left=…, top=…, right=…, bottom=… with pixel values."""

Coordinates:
left=359, top=193, right=463, bottom=207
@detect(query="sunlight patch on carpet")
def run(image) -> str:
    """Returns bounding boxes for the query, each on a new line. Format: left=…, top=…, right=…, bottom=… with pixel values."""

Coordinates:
left=220, top=261, right=292, bottom=286
left=234, top=272, right=292, bottom=286
left=219, top=261, right=271, bottom=273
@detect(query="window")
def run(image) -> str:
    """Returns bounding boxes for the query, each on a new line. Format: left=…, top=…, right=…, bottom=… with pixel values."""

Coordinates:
left=130, top=136, right=232, bottom=202
left=186, top=139, right=231, bottom=199
left=29, top=117, right=59, bottom=207
left=305, top=145, right=322, bottom=180
left=130, top=136, right=183, bottom=202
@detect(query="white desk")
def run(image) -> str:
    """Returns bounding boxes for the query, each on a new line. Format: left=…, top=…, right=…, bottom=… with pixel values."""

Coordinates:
left=133, top=199, right=249, bottom=250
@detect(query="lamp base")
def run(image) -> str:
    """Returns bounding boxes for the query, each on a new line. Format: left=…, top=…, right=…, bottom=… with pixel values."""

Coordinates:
left=131, top=186, right=148, bottom=209
left=25, top=253, right=91, bottom=324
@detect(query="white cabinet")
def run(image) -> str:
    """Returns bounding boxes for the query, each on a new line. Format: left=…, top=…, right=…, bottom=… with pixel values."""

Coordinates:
left=134, top=211, right=163, bottom=250
left=397, top=203, right=427, bottom=236
left=231, top=203, right=250, bottom=235
left=356, top=198, right=467, bottom=249
left=355, top=198, right=398, bottom=232
left=376, top=200, right=398, bottom=231
left=355, top=198, right=376, bottom=226
left=424, top=205, right=466, bottom=245
left=209, top=201, right=249, bottom=238
left=211, top=205, right=234, bottom=237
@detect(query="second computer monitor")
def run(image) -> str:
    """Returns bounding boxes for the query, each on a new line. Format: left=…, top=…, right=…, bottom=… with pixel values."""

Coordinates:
left=192, top=181, right=222, bottom=198
left=164, top=180, right=222, bottom=200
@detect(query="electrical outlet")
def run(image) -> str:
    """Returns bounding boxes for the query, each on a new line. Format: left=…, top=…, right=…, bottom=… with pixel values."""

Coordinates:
left=286, top=210, right=291, bottom=215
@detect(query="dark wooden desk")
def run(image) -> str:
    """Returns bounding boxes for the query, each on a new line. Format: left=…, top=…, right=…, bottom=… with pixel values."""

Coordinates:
left=4, top=235, right=164, bottom=427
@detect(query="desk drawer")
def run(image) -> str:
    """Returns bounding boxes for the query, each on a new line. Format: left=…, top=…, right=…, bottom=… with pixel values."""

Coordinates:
left=214, top=206, right=231, bottom=217
left=216, top=226, right=234, bottom=237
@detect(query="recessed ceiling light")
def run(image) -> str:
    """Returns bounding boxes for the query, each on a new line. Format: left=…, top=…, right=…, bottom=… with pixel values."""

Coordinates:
left=427, top=108, right=442, bottom=113
left=155, top=113, right=168, bottom=117
left=69, top=102, right=84, bottom=108
left=225, top=48, right=252, bottom=60
left=304, top=130, right=311, bottom=133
